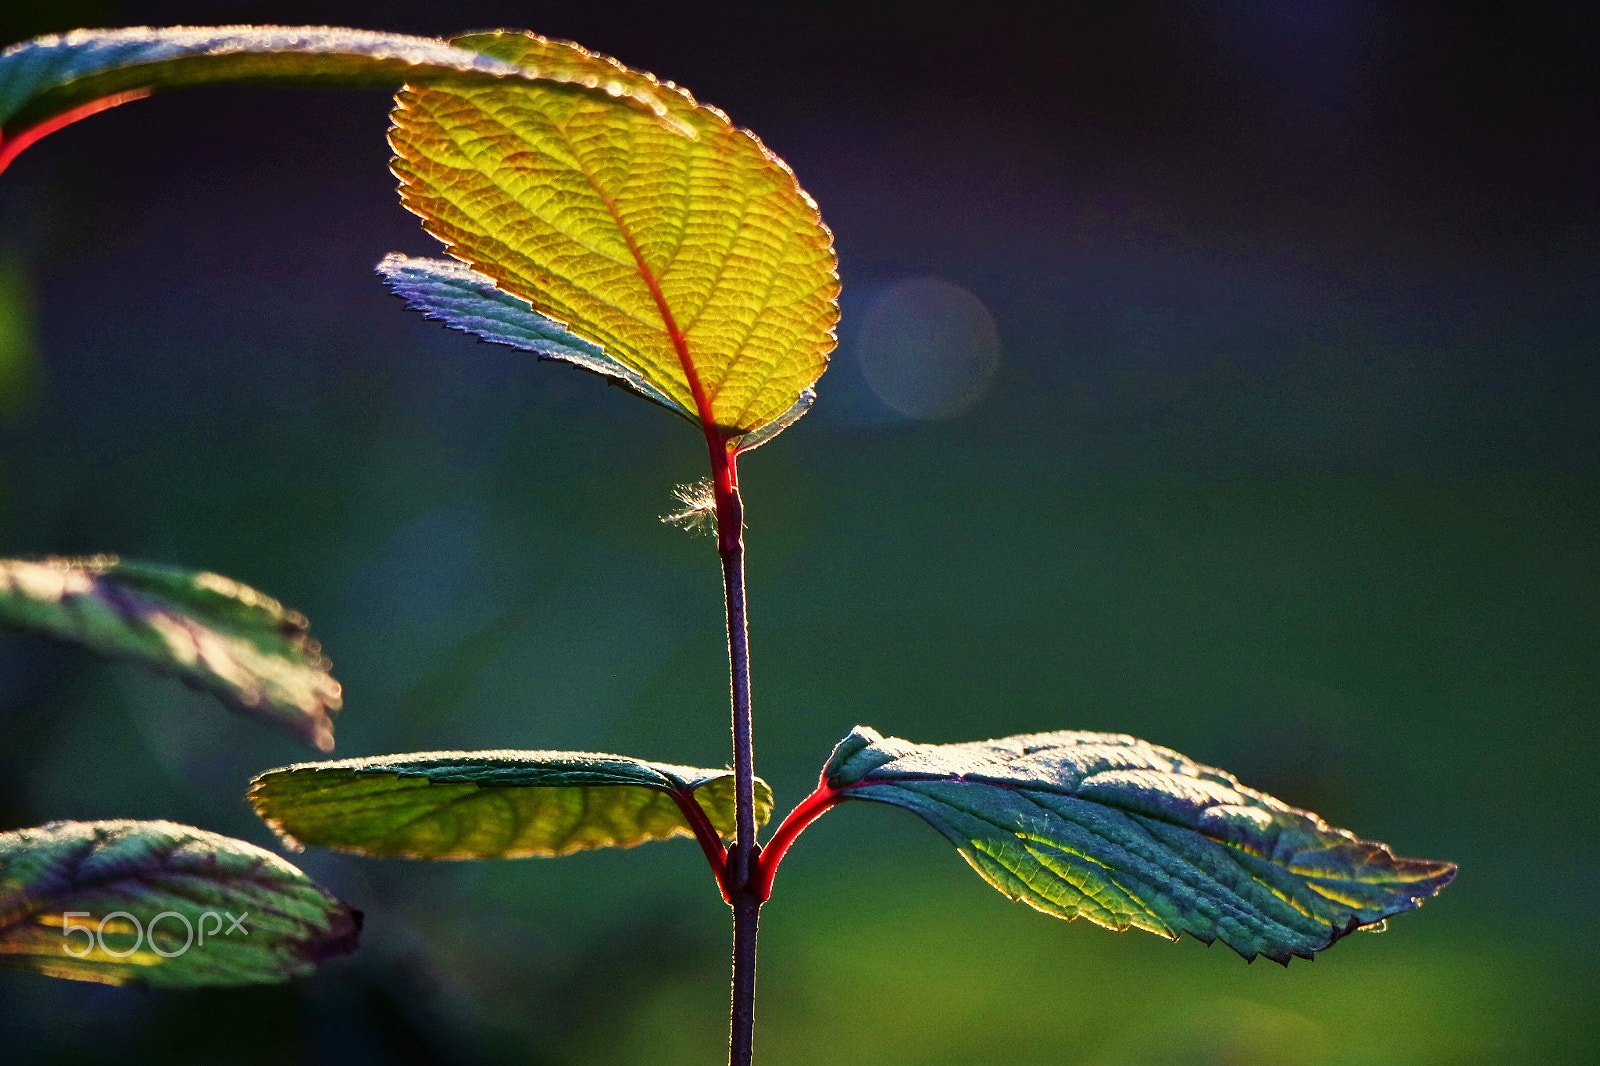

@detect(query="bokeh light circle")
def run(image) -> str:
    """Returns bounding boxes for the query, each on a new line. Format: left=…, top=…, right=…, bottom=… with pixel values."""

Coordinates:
left=857, top=278, right=1002, bottom=420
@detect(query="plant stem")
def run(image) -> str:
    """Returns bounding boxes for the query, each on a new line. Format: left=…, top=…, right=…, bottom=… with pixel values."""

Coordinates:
left=0, top=89, right=150, bottom=176
left=716, top=473, right=755, bottom=888
left=710, top=439, right=760, bottom=1066
left=668, top=789, right=731, bottom=903
left=748, top=782, right=846, bottom=902
left=730, top=892, right=760, bottom=1066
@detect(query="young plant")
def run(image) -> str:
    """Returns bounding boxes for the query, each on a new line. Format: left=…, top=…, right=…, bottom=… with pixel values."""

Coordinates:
left=0, top=25, right=1456, bottom=1064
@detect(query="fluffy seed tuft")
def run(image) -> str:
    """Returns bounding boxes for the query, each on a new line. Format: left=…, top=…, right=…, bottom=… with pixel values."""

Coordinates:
left=662, top=478, right=717, bottom=534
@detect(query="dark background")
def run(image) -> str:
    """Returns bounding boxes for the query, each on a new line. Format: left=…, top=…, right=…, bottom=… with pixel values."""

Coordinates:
left=1, top=2, right=1595, bottom=1063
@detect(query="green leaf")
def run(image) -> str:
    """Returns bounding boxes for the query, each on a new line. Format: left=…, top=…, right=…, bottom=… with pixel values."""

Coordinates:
left=389, top=31, right=840, bottom=448
left=0, top=251, right=38, bottom=422
left=249, top=749, right=775, bottom=859
left=822, top=726, right=1456, bottom=964
left=0, top=24, right=672, bottom=175
left=0, top=819, right=360, bottom=987
left=0, top=556, right=341, bottom=750
left=376, top=253, right=686, bottom=416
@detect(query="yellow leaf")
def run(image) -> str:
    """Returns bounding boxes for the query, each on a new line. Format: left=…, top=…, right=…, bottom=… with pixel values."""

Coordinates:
left=389, top=32, right=839, bottom=447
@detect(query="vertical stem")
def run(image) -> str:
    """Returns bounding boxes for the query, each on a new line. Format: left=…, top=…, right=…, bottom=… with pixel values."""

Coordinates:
left=729, top=893, right=760, bottom=1066
left=710, top=439, right=760, bottom=1066
left=719, top=482, right=755, bottom=887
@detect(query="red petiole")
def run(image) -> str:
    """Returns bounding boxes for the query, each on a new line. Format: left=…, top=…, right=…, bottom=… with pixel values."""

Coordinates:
left=746, top=781, right=847, bottom=902
left=0, top=90, right=152, bottom=176
left=679, top=779, right=852, bottom=907
left=670, top=789, right=733, bottom=904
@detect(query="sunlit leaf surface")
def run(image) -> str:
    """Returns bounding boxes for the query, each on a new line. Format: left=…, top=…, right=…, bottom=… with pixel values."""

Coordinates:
left=377, top=253, right=687, bottom=416
left=0, top=24, right=668, bottom=174
left=251, top=750, right=774, bottom=859
left=0, top=556, right=341, bottom=750
left=822, top=726, right=1456, bottom=963
left=0, top=820, right=360, bottom=987
left=389, top=31, right=839, bottom=446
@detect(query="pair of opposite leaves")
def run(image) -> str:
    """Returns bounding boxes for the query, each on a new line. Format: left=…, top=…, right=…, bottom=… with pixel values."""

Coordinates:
left=0, top=26, right=1453, bottom=989
left=0, top=554, right=1454, bottom=986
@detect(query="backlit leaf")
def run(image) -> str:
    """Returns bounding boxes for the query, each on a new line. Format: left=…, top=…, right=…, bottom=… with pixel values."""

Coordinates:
left=376, top=253, right=687, bottom=417
left=389, top=31, right=840, bottom=447
left=0, top=24, right=670, bottom=175
left=0, top=819, right=360, bottom=987
left=0, top=556, right=341, bottom=750
left=250, top=749, right=774, bottom=859
left=822, top=726, right=1456, bottom=964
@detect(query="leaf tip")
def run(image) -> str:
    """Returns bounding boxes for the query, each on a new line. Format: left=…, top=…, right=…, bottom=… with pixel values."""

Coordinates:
left=300, top=906, right=363, bottom=967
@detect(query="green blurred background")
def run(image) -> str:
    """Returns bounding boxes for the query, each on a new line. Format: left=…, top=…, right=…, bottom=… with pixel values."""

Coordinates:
left=1, top=2, right=1595, bottom=1063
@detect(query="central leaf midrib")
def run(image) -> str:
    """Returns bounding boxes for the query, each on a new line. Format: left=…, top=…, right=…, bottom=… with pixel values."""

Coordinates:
left=854, top=768, right=1293, bottom=858
left=591, top=180, right=717, bottom=429
left=400, top=100, right=668, bottom=338
left=415, top=94, right=716, bottom=423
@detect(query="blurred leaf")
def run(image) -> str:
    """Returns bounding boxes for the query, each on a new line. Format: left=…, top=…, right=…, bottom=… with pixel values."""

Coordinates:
left=250, top=749, right=774, bottom=859
left=822, top=726, right=1456, bottom=964
left=0, top=556, right=341, bottom=750
left=0, top=819, right=360, bottom=987
left=389, top=31, right=839, bottom=447
left=377, top=253, right=686, bottom=416
left=0, top=251, right=36, bottom=421
left=0, top=24, right=671, bottom=174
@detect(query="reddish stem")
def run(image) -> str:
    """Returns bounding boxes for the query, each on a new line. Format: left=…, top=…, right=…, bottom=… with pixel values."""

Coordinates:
left=713, top=448, right=758, bottom=1066
left=670, top=789, right=732, bottom=904
left=708, top=440, right=740, bottom=562
left=747, top=781, right=848, bottom=903
left=711, top=443, right=755, bottom=885
left=592, top=174, right=760, bottom=1063
left=0, top=90, right=152, bottom=177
